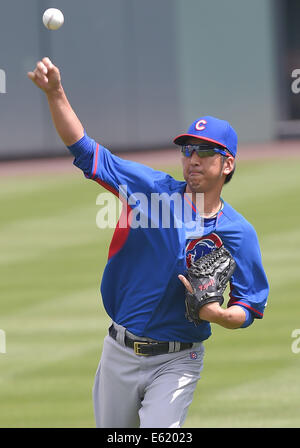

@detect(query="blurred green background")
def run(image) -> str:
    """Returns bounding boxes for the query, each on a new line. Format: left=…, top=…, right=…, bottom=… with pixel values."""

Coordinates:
left=0, top=156, right=299, bottom=428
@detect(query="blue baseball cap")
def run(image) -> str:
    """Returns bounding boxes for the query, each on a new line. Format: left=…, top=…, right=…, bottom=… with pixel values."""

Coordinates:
left=173, top=116, right=238, bottom=158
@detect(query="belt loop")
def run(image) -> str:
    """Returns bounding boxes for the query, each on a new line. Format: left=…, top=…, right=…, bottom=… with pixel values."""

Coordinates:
left=174, top=341, right=181, bottom=352
left=168, top=341, right=181, bottom=353
left=112, top=322, right=126, bottom=347
left=168, top=342, right=175, bottom=353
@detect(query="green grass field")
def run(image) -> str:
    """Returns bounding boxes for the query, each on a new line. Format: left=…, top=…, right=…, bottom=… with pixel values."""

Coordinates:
left=0, top=157, right=300, bottom=428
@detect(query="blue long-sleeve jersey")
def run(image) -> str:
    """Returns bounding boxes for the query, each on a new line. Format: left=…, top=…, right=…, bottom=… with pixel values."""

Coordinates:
left=67, top=132, right=269, bottom=342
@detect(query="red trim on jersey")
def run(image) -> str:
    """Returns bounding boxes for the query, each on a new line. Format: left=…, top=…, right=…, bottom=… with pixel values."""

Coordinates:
left=91, top=143, right=99, bottom=180
left=215, top=210, right=223, bottom=227
left=228, top=296, right=263, bottom=317
left=107, top=197, right=132, bottom=260
left=183, top=194, right=197, bottom=213
left=183, top=196, right=224, bottom=226
left=228, top=283, right=263, bottom=317
left=86, top=143, right=132, bottom=260
left=94, top=177, right=132, bottom=261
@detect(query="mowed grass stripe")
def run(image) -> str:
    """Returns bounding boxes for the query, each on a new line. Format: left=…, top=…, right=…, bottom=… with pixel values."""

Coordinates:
left=1, top=288, right=109, bottom=373
left=258, top=228, right=300, bottom=293
left=0, top=172, right=107, bottom=227
left=0, top=287, right=110, bottom=427
left=186, top=363, right=300, bottom=428
left=0, top=239, right=110, bottom=314
left=223, top=159, right=300, bottom=203
left=0, top=207, right=114, bottom=266
left=0, top=347, right=100, bottom=427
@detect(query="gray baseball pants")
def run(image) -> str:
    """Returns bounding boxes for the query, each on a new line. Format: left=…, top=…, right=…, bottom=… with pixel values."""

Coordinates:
left=92, top=322, right=205, bottom=428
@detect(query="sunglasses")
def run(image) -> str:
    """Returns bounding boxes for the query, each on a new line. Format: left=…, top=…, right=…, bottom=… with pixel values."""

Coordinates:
left=181, top=144, right=229, bottom=158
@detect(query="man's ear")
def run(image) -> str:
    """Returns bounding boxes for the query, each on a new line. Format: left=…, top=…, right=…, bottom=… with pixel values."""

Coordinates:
left=223, top=157, right=235, bottom=175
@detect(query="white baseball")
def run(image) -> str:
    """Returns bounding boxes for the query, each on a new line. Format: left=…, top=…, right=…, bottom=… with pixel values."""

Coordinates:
left=43, top=8, right=64, bottom=30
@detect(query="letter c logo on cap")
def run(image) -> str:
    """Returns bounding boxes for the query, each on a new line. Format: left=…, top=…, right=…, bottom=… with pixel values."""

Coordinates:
left=195, top=119, right=207, bottom=131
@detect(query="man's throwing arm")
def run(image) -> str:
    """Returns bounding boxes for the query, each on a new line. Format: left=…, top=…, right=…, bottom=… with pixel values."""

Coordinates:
left=28, top=57, right=84, bottom=146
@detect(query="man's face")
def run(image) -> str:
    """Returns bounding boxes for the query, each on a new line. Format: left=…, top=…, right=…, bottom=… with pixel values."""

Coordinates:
left=180, top=138, right=234, bottom=194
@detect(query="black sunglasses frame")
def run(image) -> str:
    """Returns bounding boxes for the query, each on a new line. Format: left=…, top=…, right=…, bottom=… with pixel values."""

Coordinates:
left=181, top=144, right=229, bottom=158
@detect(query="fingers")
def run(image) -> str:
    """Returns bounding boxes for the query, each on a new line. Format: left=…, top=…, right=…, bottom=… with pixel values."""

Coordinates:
left=27, top=70, right=43, bottom=84
left=28, top=58, right=55, bottom=84
left=42, top=57, right=54, bottom=71
left=178, top=275, right=193, bottom=294
left=28, top=61, right=48, bottom=84
left=27, top=71, right=35, bottom=81
left=37, top=60, right=48, bottom=75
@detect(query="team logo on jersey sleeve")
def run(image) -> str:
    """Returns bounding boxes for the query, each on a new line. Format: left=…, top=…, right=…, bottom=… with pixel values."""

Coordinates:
left=186, top=233, right=223, bottom=268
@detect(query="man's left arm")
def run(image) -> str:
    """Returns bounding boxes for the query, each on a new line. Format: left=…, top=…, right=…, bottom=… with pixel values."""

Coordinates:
left=178, top=273, right=252, bottom=329
left=198, top=302, right=251, bottom=329
left=201, top=224, right=269, bottom=330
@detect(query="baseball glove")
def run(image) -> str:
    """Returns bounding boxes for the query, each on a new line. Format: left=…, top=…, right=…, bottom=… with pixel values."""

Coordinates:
left=184, top=246, right=236, bottom=325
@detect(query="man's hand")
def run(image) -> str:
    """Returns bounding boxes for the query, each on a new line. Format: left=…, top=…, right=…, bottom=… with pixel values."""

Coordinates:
left=28, top=57, right=61, bottom=94
left=178, top=274, right=246, bottom=329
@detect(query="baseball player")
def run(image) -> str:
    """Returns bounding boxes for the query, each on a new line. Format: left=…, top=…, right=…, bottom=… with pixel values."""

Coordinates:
left=28, top=58, right=269, bottom=428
